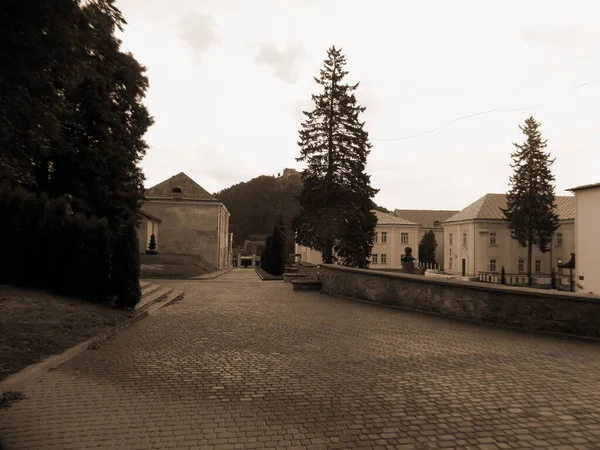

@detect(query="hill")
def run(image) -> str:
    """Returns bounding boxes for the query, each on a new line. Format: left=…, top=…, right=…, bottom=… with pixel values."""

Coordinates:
left=214, top=168, right=391, bottom=252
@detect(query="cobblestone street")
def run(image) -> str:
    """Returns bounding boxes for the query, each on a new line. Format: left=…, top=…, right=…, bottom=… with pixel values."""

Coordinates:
left=1, top=268, right=600, bottom=449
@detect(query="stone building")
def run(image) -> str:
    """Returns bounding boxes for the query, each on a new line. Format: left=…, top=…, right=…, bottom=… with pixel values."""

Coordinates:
left=442, top=193, right=575, bottom=279
left=569, top=182, right=600, bottom=295
left=139, top=172, right=232, bottom=269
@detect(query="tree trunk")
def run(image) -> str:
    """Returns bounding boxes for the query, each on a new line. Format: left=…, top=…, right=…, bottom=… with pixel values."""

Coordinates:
left=527, top=240, right=533, bottom=287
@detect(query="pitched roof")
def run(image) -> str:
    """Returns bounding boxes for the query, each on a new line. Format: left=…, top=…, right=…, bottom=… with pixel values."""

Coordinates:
left=445, top=193, right=576, bottom=223
left=568, top=181, right=600, bottom=192
left=394, top=209, right=459, bottom=228
left=373, top=210, right=419, bottom=226
left=137, top=209, right=161, bottom=222
left=145, top=172, right=218, bottom=202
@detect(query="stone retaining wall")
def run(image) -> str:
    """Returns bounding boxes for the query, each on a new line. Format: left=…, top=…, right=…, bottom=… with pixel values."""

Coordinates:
left=320, top=264, right=600, bottom=338
left=297, top=261, right=320, bottom=280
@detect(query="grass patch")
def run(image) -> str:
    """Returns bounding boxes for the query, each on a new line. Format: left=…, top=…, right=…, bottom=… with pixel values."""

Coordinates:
left=140, top=253, right=216, bottom=279
left=256, top=268, right=283, bottom=281
left=0, top=285, right=135, bottom=382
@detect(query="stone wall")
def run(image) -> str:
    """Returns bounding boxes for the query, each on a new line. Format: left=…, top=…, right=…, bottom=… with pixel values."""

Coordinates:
left=297, top=261, right=320, bottom=280
left=320, top=264, right=600, bottom=338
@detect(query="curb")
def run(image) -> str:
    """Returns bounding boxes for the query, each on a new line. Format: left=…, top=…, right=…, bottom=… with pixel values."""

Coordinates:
left=191, top=268, right=234, bottom=280
left=255, top=269, right=283, bottom=281
left=0, top=290, right=184, bottom=393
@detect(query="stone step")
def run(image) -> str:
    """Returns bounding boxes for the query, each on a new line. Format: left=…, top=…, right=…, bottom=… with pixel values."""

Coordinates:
left=135, top=286, right=173, bottom=310
left=283, top=273, right=307, bottom=283
left=291, top=280, right=322, bottom=291
left=284, top=267, right=299, bottom=273
left=141, top=284, right=162, bottom=296
left=146, top=289, right=185, bottom=314
left=140, top=281, right=151, bottom=290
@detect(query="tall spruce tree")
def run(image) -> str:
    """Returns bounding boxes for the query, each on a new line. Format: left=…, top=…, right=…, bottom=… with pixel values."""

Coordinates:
left=501, top=116, right=559, bottom=287
left=418, top=230, right=437, bottom=265
left=293, top=46, right=378, bottom=267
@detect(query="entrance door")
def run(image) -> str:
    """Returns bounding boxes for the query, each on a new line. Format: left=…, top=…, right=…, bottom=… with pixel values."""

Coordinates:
left=461, top=259, right=466, bottom=276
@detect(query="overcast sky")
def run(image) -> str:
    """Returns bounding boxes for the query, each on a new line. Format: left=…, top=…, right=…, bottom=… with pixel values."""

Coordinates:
left=116, top=0, right=600, bottom=210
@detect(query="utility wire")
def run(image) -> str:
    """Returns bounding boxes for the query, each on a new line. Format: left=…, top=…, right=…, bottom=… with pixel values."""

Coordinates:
left=371, top=78, right=600, bottom=142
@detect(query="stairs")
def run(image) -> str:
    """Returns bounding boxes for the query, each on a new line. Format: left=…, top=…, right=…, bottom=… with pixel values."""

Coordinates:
left=137, top=282, right=184, bottom=311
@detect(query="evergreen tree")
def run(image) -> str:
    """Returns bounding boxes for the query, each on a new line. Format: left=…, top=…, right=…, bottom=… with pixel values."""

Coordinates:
left=147, top=233, right=157, bottom=253
left=269, top=222, right=286, bottom=276
left=501, top=117, right=559, bottom=287
left=293, top=46, right=378, bottom=266
left=418, top=230, right=437, bottom=265
left=500, top=266, right=506, bottom=285
left=262, top=235, right=273, bottom=272
left=111, top=218, right=141, bottom=309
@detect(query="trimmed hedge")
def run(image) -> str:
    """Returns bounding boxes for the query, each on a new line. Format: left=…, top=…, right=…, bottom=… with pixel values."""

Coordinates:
left=0, top=184, right=139, bottom=306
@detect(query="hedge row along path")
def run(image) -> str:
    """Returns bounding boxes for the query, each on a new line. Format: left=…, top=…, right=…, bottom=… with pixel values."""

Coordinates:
left=1, top=268, right=600, bottom=449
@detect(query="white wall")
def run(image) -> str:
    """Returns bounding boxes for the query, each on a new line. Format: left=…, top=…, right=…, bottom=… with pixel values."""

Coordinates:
left=574, top=187, right=600, bottom=294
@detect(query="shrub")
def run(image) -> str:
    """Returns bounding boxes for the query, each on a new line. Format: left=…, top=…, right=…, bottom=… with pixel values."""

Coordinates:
left=500, top=266, right=506, bottom=285
left=111, top=218, right=141, bottom=309
left=146, top=233, right=157, bottom=255
left=551, top=267, right=557, bottom=289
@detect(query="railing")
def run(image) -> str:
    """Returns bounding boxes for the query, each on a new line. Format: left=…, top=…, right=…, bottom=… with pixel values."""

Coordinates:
left=418, top=262, right=442, bottom=271
left=477, top=271, right=574, bottom=291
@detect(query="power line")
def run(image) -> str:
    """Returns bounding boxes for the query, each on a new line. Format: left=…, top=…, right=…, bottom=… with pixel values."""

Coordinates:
left=370, top=78, right=600, bottom=142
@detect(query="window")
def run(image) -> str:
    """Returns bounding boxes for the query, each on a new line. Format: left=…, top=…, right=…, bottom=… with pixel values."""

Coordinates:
left=381, top=232, right=387, bottom=243
left=449, top=257, right=453, bottom=270
left=172, top=187, right=182, bottom=193
left=381, top=254, right=387, bottom=264
left=462, top=233, right=467, bottom=246
left=556, top=233, right=563, bottom=246
left=489, top=232, right=497, bottom=246
left=371, top=254, right=378, bottom=264
left=535, top=260, right=541, bottom=273
left=489, top=259, right=497, bottom=273
left=401, top=232, right=409, bottom=244
left=449, top=233, right=453, bottom=245
left=374, top=232, right=378, bottom=243
left=518, top=259, right=524, bottom=273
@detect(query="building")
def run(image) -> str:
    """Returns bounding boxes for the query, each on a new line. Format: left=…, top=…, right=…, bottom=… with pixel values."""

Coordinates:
left=394, top=209, right=459, bottom=269
left=568, top=182, right=600, bottom=295
left=139, top=172, right=232, bottom=269
left=295, top=210, right=421, bottom=268
left=442, top=193, right=575, bottom=279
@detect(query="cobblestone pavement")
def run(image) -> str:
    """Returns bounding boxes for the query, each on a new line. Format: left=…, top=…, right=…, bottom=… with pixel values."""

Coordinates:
left=2, top=268, right=600, bottom=449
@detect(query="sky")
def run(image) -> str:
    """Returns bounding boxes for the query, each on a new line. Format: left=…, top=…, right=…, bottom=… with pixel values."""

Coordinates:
left=115, top=0, right=600, bottom=211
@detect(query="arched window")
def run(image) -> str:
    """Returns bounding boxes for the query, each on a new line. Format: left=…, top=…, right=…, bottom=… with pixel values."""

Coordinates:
left=172, top=187, right=182, bottom=193
left=433, top=221, right=440, bottom=226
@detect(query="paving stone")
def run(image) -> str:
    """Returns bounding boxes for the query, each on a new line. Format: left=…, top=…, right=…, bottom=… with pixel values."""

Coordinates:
left=1, top=268, right=600, bottom=449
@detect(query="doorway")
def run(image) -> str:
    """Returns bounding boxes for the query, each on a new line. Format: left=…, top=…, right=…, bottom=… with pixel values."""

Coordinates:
left=461, top=259, right=466, bottom=277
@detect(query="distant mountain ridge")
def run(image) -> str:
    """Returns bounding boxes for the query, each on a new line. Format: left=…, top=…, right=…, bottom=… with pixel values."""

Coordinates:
left=214, top=168, right=391, bottom=249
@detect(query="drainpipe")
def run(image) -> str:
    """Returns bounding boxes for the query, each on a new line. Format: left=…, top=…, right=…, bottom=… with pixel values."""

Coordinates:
left=217, top=204, right=221, bottom=269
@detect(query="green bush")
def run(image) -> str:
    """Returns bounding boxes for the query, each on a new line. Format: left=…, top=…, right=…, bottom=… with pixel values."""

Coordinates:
left=500, top=266, right=506, bottom=285
left=146, top=233, right=157, bottom=254
left=111, top=219, right=141, bottom=309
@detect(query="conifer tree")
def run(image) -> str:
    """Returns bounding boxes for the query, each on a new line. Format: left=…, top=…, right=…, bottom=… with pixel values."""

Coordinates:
left=501, top=116, right=559, bottom=287
left=418, top=230, right=437, bottom=265
left=294, top=46, right=378, bottom=266
left=147, top=233, right=157, bottom=254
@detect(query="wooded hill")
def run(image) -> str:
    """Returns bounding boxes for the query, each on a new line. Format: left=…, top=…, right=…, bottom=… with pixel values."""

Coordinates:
left=214, top=169, right=390, bottom=251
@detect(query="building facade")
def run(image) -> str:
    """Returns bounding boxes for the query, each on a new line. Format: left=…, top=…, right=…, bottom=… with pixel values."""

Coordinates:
left=443, top=193, right=575, bottom=278
left=140, top=172, right=231, bottom=269
left=294, top=210, right=421, bottom=269
left=394, top=209, right=459, bottom=269
left=137, top=209, right=161, bottom=253
left=569, top=182, right=600, bottom=295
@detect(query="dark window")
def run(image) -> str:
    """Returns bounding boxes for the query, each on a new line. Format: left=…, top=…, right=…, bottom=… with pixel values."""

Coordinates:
left=172, top=187, right=182, bottom=193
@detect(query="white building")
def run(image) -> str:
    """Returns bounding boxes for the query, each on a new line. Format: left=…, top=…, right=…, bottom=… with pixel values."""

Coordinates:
left=569, top=182, right=600, bottom=295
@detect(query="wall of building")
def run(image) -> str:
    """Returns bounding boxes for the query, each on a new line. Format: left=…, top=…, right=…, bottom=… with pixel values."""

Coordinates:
left=295, top=244, right=323, bottom=265
left=575, top=188, right=600, bottom=294
left=137, top=216, right=159, bottom=254
left=217, top=206, right=231, bottom=269
left=444, top=220, right=575, bottom=277
left=371, top=226, right=420, bottom=269
left=320, top=264, right=600, bottom=338
left=140, top=201, right=220, bottom=267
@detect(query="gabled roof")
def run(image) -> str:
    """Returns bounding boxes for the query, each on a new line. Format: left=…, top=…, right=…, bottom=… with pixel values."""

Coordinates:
left=137, top=209, right=161, bottom=222
left=145, top=172, right=218, bottom=202
left=568, top=182, right=600, bottom=192
left=445, top=193, right=575, bottom=223
left=394, top=209, right=459, bottom=228
left=374, top=210, right=419, bottom=226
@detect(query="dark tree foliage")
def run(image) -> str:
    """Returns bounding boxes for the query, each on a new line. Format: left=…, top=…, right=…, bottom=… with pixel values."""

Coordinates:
left=215, top=173, right=302, bottom=254
left=294, top=46, right=378, bottom=266
left=262, top=235, right=273, bottom=272
left=501, top=117, right=559, bottom=287
left=147, top=233, right=157, bottom=253
left=268, top=222, right=287, bottom=276
left=418, top=229, right=438, bottom=265
left=0, top=0, right=152, bottom=305
left=111, top=219, right=141, bottom=309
